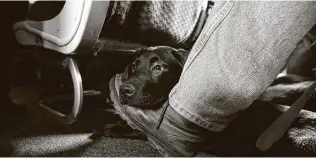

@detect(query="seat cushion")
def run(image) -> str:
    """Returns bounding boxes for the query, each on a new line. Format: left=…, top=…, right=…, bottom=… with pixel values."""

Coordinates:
left=100, top=1, right=209, bottom=49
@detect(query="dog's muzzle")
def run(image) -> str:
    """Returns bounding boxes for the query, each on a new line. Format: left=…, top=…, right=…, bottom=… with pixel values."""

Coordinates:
left=120, top=83, right=136, bottom=97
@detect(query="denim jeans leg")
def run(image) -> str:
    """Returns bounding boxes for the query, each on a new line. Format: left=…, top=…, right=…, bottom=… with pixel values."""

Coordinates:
left=169, top=1, right=316, bottom=132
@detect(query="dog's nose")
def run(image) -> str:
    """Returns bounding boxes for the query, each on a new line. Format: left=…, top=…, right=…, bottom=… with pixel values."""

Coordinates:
left=120, top=84, right=136, bottom=97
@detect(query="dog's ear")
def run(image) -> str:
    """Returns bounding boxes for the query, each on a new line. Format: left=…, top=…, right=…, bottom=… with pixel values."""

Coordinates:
left=171, top=48, right=189, bottom=67
left=133, top=48, right=146, bottom=59
left=122, top=64, right=130, bottom=82
left=122, top=48, right=147, bottom=81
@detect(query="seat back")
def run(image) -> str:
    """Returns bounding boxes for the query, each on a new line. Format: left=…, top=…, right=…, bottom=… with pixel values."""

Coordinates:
left=14, top=0, right=110, bottom=55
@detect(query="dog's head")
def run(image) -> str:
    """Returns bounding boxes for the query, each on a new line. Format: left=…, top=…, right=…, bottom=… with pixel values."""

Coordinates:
left=119, top=46, right=189, bottom=108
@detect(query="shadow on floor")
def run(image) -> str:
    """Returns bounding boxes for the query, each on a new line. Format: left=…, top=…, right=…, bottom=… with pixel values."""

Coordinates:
left=0, top=86, right=160, bottom=157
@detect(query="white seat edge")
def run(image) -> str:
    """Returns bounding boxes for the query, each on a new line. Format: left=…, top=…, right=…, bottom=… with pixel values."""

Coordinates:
left=14, top=0, right=92, bottom=55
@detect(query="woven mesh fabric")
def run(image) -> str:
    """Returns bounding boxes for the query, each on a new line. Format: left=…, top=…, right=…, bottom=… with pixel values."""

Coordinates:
left=101, top=1, right=207, bottom=47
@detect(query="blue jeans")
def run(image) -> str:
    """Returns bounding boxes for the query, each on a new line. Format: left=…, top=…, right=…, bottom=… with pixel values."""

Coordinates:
left=169, top=1, right=316, bottom=131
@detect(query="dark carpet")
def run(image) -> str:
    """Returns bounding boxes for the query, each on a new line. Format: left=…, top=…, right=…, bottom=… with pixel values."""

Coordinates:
left=0, top=86, right=160, bottom=157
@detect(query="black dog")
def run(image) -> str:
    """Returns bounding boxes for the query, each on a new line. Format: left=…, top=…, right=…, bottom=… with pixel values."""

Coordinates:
left=98, top=46, right=189, bottom=139
left=119, top=46, right=189, bottom=108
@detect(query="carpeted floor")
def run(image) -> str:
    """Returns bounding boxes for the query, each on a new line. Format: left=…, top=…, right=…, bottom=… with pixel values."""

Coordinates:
left=0, top=86, right=160, bottom=157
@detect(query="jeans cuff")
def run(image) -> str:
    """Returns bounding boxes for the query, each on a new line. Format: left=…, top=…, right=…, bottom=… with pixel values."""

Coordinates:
left=169, top=96, right=226, bottom=132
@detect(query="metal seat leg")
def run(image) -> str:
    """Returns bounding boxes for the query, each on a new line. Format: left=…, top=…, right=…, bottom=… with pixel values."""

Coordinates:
left=39, top=57, right=83, bottom=125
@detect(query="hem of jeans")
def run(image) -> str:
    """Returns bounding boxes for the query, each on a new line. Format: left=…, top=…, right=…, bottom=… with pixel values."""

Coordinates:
left=169, top=97, right=227, bottom=132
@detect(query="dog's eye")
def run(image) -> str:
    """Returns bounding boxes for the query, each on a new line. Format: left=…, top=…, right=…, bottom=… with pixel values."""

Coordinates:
left=153, top=65, right=164, bottom=71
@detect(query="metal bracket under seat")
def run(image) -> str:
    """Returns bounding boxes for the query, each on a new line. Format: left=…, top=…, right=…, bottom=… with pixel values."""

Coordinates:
left=38, top=57, right=101, bottom=125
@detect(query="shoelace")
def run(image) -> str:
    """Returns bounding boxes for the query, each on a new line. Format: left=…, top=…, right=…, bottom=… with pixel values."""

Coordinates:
left=155, top=101, right=169, bottom=129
